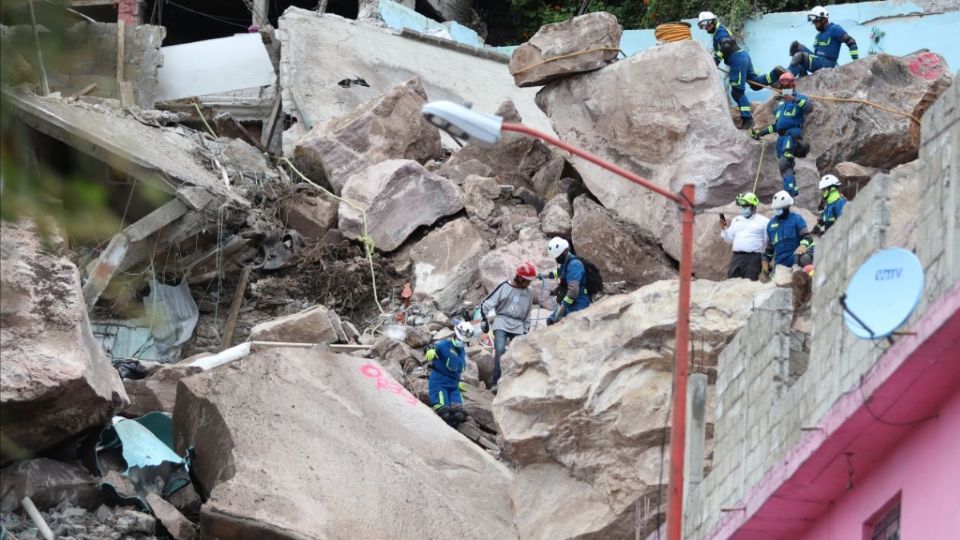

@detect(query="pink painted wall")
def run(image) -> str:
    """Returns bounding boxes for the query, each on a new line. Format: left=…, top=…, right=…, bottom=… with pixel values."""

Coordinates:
left=797, top=387, right=960, bottom=540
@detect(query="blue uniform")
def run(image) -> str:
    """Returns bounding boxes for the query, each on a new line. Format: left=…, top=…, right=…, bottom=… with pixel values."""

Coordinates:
left=712, top=24, right=732, bottom=65
left=814, top=193, right=847, bottom=234
left=426, top=338, right=465, bottom=410
left=764, top=212, right=811, bottom=267
left=790, top=23, right=859, bottom=76
left=548, top=253, right=591, bottom=323
left=756, top=93, right=812, bottom=195
left=726, top=50, right=766, bottom=120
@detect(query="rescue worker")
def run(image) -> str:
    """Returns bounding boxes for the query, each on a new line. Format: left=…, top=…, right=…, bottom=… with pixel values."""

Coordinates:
left=540, top=237, right=591, bottom=324
left=750, top=72, right=811, bottom=197
left=763, top=190, right=814, bottom=275
left=720, top=192, right=769, bottom=280
left=698, top=11, right=731, bottom=66
left=426, top=321, right=477, bottom=427
left=719, top=37, right=772, bottom=130
left=788, top=6, right=859, bottom=77
left=812, top=174, right=847, bottom=234
left=481, top=261, right=535, bottom=392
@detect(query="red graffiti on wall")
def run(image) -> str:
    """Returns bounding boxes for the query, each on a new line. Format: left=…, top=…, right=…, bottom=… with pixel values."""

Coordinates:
left=360, top=363, right=419, bottom=406
left=908, top=52, right=944, bottom=80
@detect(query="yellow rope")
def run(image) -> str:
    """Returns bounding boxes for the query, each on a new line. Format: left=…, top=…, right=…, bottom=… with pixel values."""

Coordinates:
left=280, top=158, right=386, bottom=316
left=718, top=67, right=920, bottom=125
left=752, top=141, right=765, bottom=194
left=512, top=47, right=622, bottom=75
left=192, top=102, right=217, bottom=138
left=655, top=23, right=693, bottom=43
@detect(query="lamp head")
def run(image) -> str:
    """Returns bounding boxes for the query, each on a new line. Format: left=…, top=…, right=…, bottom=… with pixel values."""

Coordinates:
left=421, top=101, right=503, bottom=147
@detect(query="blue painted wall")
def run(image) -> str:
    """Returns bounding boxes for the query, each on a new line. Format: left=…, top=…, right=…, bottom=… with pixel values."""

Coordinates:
left=376, top=0, right=485, bottom=48
left=620, top=2, right=959, bottom=100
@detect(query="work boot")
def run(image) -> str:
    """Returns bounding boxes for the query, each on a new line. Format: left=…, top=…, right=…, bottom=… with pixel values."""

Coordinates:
left=740, top=117, right=755, bottom=130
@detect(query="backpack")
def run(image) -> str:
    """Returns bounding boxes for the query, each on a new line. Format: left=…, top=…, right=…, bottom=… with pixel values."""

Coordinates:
left=556, top=254, right=604, bottom=303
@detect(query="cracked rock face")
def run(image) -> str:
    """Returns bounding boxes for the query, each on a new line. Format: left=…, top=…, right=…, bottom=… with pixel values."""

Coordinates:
left=755, top=51, right=952, bottom=173
left=509, top=12, right=623, bottom=88
left=408, top=218, right=487, bottom=312
left=536, top=40, right=783, bottom=258
left=492, top=279, right=773, bottom=539
left=0, top=220, right=128, bottom=457
left=174, top=347, right=516, bottom=539
left=338, top=159, right=464, bottom=252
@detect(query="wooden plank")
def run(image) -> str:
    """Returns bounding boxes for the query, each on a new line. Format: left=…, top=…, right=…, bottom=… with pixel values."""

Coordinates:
left=260, top=94, right=283, bottom=149
left=119, top=81, right=135, bottom=108
left=68, top=83, right=98, bottom=100
left=219, top=266, right=252, bottom=351
left=27, top=0, right=50, bottom=96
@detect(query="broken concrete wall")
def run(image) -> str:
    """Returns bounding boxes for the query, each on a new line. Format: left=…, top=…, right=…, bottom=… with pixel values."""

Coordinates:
left=277, top=8, right=551, bottom=152
left=1, top=22, right=165, bottom=108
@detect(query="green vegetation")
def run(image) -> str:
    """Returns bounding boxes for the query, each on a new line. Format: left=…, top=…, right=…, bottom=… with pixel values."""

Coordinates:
left=506, top=1, right=857, bottom=41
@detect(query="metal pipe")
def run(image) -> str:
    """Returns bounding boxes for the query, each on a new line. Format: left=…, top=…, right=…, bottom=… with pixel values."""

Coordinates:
left=500, top=121, right=696, bottom=539
left=21, top=497, right=54, bottom=540
left=667, top=183, right=695, bottom=540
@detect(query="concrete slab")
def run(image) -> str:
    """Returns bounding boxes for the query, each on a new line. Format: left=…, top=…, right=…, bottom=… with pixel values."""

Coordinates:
left=277, top=8, right=552, bottom=151
left=156, top=34, right=276, bottom=102
left=6, top=91, right=242, bottom=202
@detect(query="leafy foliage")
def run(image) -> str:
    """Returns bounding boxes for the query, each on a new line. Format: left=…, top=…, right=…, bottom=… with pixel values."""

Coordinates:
left=505, top=0, right=858, bottom=42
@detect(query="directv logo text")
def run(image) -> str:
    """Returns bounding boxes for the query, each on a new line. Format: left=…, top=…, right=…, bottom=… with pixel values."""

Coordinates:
left=875, top=268, right=903, bottom=280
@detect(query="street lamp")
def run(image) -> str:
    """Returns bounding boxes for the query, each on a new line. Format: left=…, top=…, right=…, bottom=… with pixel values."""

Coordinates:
left=423, top=101, right=696, bottom=540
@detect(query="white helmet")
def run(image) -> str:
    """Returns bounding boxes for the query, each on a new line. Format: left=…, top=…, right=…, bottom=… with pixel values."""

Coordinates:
left=454, top=320, right=478, bottom=343
left=547, top=237, right=570, bottom=259
left=807, top=6, right=829, bottom=21
left=772, top=190, right=794, bottom=209
left=818, top=174, right=841, bottom=190
left=698, top=11, right=717, bottom=28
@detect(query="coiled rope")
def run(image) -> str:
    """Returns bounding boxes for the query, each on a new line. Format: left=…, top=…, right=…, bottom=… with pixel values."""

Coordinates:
left=280, top=158, right=386, bottom=315
left=655, top=23, right=693, bottom=43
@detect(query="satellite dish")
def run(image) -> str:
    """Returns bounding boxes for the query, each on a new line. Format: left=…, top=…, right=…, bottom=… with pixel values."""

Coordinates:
left=843, top=248, right=924, bottom=339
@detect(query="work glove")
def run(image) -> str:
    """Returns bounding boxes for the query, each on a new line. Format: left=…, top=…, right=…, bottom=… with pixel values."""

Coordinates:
left=425, top=348, right=437, bottom=362
left=749, top=128, right=763, bottom=140
left=795, top=245, right=808, bottom=256
left=761, top=260, right=771, bottom=275
left=485, top=309, right=496, bottom=322
left=458, top=381, right=468, bottom=394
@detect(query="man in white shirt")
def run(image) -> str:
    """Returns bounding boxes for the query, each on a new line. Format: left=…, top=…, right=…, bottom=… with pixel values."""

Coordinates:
left=720, top=192, right=769, bottom=280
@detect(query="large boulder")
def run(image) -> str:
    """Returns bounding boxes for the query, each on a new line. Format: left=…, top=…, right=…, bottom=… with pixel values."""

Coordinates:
left=339, top=159, right=464, bottom=252
left=1, top=220, right=128, bottom=457
left=571, top=195, right=675, bottom=287
left=292, top=78, right=442, bottom=193
left=0, top=458, right=102, bottom=512
left=409, top=218, right=487, bottom=312
left=536, top=40, right=781, bottom=254
left=539, top=194, right=572, bottom=238
left=493, top=279, right=773, bottom=539
left=123, top=364, right=202, bottom=417
left=509, top=12, right=623, bottom=88
left=174, top=347, right=517, bottom=539
left=440, top=101, right=552, bottom=185
left=281, top=194, right=338, bottom=240
left=479, top=233, right=556, bottom=310
left=756, top=51, right=952, bottom=173
left=249, top=305, right=346, bottom=344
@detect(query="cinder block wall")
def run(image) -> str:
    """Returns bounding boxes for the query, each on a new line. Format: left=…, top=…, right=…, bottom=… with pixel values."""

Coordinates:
left=684, top=80, right=958, bottom=539
left=1, top=22, right=165, bottom=108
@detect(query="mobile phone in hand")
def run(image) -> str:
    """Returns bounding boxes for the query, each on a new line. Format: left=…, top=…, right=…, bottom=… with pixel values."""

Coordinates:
left=719, top=213, right=727, bottom=224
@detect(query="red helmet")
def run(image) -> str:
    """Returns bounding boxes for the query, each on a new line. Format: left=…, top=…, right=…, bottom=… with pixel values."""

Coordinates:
left=516, top=261, right=537, bottom=280
left=778, top=71, right=797, bottom=88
